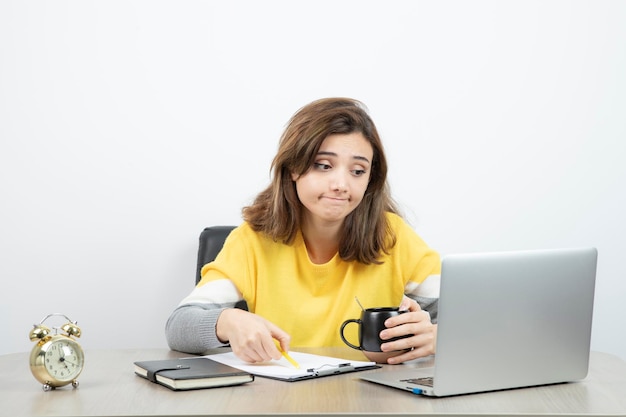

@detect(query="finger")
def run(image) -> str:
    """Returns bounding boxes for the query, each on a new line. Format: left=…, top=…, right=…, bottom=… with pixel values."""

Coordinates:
left=398, top=296, right=412, bottom=311
left=232, top=330, right=277, bottom=363
left=382, top=329, right=436, bottom=354
left=386, top=349, right=418, bottom=365
left=382, top=332, right=419, bottom=351
left=273, top=333, right=291, bottom=352
left=271, top=328, right=292, bottom=352
left=248, top=337, right=276, bottom=362
left=387, top=342, right=435, bottom=365
left=380, top=316, right=434, bottom=347
left=266, top=324, right=291, bottom=360
left=236, top=344, right=270, bottom=363
left=384, top=308, right=428, bottom=329
left=404, top=297, right=421, bottom=312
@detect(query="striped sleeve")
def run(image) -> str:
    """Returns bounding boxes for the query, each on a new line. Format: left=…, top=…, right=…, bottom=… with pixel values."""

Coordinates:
left=405, top=274, right=440, bottom=323
left=178, top=278, right=242, bottom=306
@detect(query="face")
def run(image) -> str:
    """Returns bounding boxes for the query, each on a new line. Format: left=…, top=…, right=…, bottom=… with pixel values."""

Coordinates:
left=291, top=132, right=373, bottom=227
left=44, top=339, right=84, bottom=382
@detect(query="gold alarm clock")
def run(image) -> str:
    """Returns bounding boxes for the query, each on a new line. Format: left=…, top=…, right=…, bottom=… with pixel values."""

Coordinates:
left=29, top=313, right=85, bottom=391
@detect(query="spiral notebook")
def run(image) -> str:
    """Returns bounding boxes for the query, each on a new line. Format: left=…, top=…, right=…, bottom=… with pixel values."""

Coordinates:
left=206, top=351, right=379, bottom=381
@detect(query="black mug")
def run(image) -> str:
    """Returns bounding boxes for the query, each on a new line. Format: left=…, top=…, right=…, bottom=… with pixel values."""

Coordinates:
left=340, top=307, right=409, bottom=352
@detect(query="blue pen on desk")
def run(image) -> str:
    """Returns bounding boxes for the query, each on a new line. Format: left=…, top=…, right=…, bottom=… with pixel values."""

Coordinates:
left=274, top=339, right=300, bottom=369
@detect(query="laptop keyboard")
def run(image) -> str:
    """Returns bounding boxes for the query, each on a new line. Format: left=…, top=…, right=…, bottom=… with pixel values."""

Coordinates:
left=402, top=377, right=434, bottom=387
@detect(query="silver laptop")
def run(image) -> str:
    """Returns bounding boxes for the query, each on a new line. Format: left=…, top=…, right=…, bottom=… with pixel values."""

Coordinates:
left=361, top=247, right=597, bottom=397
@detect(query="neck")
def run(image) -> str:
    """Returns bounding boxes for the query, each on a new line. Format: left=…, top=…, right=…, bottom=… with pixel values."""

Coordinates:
left=301, top=218, right=342, bottom=264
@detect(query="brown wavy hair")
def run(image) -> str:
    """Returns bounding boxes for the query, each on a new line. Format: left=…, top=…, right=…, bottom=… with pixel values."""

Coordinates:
left=242, top=97, right=399, bottom=264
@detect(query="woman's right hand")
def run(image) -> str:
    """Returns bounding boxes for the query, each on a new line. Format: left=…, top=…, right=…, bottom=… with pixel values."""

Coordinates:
left=216, top=308, right=291, bottom=363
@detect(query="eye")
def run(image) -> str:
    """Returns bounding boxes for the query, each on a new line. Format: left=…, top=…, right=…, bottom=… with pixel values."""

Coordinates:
left=351, top=168, right=368, bottom=177
left=313, top=162, right=332, bottom=171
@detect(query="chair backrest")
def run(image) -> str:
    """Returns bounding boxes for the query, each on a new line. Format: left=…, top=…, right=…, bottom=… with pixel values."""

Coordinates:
left=195, top=226, right=236, bottom=284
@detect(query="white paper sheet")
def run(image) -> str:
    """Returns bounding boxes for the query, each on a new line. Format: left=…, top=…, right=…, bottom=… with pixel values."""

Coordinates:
left=205, top=351, right=377, bottom=381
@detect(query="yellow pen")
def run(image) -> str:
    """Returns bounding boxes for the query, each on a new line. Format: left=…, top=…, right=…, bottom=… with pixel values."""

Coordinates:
left=274, top=339, right=300, bottom=369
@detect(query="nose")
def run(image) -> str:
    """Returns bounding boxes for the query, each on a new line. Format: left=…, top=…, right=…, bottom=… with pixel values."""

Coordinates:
left=330, top=171, right=349, bottom=193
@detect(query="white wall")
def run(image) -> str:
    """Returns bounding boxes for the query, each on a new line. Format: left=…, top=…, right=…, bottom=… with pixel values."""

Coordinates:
left=1, top=1, right=625, bottom=360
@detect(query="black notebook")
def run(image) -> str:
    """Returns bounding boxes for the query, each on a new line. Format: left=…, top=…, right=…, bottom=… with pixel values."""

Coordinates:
left=134, top=357, right=254, bottom=391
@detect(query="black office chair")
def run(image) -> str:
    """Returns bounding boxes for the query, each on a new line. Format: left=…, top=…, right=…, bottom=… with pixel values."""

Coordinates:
left=195, top=226, right=236, bottom=284
left=195, top=225, right=248, bottom=310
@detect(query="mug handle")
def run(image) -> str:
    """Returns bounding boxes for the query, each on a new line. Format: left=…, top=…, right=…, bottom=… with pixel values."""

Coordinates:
left=339, top=319, right=362, bottom=350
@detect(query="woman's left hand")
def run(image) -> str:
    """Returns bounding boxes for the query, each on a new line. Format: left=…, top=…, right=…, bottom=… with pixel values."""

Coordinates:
left=378, top=297, right=436, bottom=364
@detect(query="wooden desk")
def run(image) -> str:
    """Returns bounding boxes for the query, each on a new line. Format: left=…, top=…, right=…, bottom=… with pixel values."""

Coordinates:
left=1, top=348, right=625, bottom=417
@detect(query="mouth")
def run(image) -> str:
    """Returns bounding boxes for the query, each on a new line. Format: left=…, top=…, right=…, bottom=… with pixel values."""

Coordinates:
left=320, top=195, right=350, bottom=203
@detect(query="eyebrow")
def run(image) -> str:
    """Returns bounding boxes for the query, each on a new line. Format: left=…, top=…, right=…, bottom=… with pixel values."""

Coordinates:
left=317, top=151, right=371, bottom=164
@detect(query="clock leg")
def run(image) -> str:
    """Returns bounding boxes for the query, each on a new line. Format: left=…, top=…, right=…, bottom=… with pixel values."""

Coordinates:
left=72, top=380, right=79, bottom=388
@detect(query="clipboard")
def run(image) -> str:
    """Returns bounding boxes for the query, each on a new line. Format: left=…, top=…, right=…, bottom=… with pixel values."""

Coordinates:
left=206, top=351, right=380, bottom=382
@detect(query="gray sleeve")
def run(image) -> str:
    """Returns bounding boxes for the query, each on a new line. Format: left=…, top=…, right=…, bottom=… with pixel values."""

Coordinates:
left=406, top=295, right=439, bottom=324
left=165, top=303, right=234, bottom=354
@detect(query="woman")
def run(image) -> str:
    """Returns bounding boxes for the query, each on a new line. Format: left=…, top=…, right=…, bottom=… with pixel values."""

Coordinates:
left=166, top=98, right=440, bottom=364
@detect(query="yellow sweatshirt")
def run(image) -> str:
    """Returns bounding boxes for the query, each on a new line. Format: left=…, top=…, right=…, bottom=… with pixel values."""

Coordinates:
left=196, top=212, right=440, bottom=348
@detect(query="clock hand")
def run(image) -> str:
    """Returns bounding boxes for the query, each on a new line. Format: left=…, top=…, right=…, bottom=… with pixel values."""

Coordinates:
left=59, top=356, right=70, bottom=369
left=63, top=360, right=78, bottom=368
left=59, top=346, right=79, bottom=368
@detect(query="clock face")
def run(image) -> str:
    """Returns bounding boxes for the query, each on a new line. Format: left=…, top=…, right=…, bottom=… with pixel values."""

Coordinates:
left=43, top=338, right=84, bottom=382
